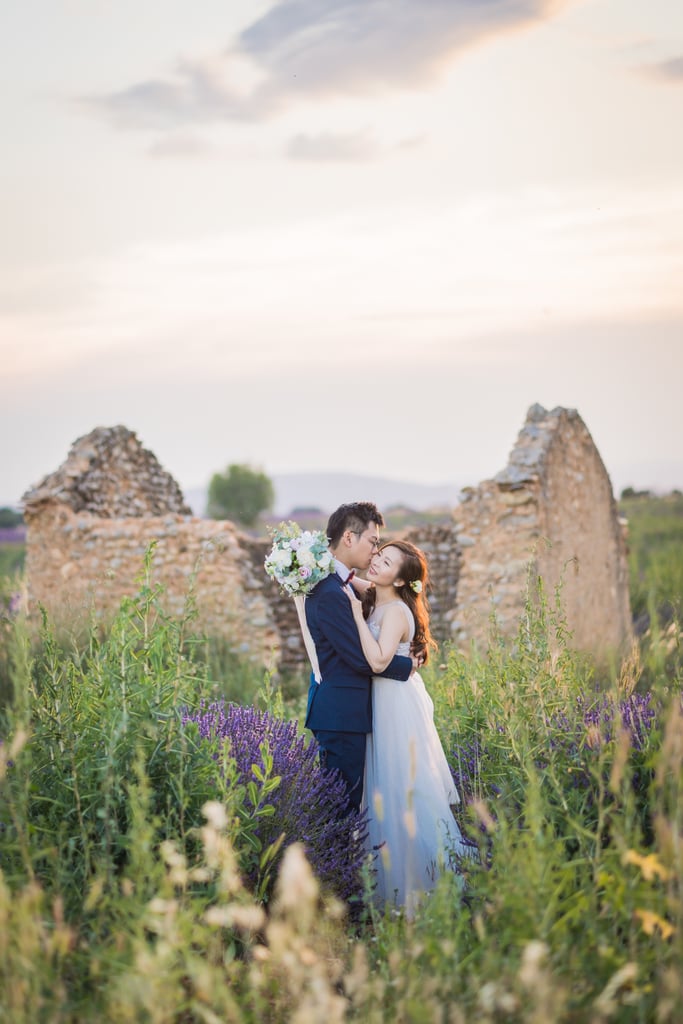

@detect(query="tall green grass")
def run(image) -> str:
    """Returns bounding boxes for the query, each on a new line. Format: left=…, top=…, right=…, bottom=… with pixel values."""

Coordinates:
left=367, top=580, right=681, bottom=1022
left=619, top=492, right=683, bottom=622
left=0, top=499, right=682, bottom=1022
left=0, top=543, right=24, bottom=579
left=1, top=571, right=681, bottom=1020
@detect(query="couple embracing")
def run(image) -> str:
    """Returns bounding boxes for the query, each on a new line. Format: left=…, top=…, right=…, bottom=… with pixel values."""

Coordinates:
left=304, top=501, right=474, bottom=915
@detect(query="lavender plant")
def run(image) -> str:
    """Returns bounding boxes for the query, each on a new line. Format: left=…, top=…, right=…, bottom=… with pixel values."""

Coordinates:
left=450, top=690, right=658, bottom=806
left=183, top=701, right=369, bottom=906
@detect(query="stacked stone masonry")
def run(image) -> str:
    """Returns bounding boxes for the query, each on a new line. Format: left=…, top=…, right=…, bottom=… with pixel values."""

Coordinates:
left=21, top=426, right=283, bottom=668
left=21, top=409, right=632, bottom=675
left=445, top=404, right=632, bottom=655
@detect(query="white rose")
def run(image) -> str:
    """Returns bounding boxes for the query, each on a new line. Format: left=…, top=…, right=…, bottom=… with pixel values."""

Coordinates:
left=297, top=548, right=316, bottom=569
left=268, top=549, right=291, bottom=573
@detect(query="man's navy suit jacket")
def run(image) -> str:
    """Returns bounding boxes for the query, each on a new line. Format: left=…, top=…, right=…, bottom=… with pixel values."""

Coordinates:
left=304, top=572, right=413, bottom=734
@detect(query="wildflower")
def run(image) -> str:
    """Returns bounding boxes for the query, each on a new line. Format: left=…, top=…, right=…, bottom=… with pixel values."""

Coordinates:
left=622, top=849, right=672, bottom=882
left=202, top=801, right=228, bottom=831
left=472, top=799, right=497, bottom=834
left=204, top=904, right=266, bottom=932
left=634, top=909, right=674, bottom=940
left=585, top=724, right=602, bottom=750
left=275, top=843, right=319, bottom=918
left=403, top=808, right=417, bottom=840
left=593, top=963, right=638, bottom=1016
left=518, top=939, right=549, bottom=988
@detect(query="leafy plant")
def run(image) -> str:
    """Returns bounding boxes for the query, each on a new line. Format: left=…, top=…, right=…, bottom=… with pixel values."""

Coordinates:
left=0, top=553, right=228, bottom=913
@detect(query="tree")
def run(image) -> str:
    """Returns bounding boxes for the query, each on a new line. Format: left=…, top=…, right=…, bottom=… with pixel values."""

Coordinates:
left=0, top=507, right=23, bottom=528
left=620, top=487, right=652, bottom=501
left=206, top=464, right=274, bottom=527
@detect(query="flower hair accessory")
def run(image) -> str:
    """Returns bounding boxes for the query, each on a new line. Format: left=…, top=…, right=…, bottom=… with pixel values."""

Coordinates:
left=409, top=579, right=423, bottom=594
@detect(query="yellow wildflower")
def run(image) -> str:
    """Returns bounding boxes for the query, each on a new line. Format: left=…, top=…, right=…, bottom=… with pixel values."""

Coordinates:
left=622, top=849, right=671, bottom=882
left=634, top=909, right=675, bottom=940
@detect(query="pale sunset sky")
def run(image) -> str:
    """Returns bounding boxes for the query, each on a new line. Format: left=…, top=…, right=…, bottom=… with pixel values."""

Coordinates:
left=1, top=0, right=681, bottom=508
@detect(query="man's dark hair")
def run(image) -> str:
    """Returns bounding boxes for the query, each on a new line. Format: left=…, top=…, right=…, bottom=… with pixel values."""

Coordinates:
left=326, top=501, right=384, bottom=548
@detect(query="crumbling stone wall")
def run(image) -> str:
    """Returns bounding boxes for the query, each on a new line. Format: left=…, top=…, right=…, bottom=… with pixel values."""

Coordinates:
left=445, top=404, right=632, bottom=656
left=25, top=425, right=193, bottom=519
left=403, top=523, right=462, bottom=649
left=22, top=427, right=289, bottom=668
left=22, top=410, right=632, bottom=675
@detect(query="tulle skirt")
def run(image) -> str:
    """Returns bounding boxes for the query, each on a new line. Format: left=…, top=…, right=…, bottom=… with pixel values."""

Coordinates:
left=363, top=671, right=471, bottom=916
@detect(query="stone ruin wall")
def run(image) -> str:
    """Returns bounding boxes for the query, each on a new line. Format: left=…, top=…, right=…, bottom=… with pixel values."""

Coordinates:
left=21, top=427, right=288, bottom=670
left=21, top=410, right=633, bottom=676
left=402, top=523, right=462, bottom=651
left=24, top=503, right=282, bottom=668
left=445, top=405, right=632, bottom=655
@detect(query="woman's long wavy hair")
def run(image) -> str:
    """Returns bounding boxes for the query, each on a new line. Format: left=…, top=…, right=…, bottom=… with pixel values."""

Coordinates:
left=362, top=539, right=438, bottom=665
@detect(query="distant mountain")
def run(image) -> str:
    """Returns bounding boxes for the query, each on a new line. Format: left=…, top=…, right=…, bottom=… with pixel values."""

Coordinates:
left=184, top=472, right=463, bottom=518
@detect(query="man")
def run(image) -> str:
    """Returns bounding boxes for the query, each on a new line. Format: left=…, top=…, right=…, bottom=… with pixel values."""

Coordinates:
left=305, top=501, right=416, bottom=812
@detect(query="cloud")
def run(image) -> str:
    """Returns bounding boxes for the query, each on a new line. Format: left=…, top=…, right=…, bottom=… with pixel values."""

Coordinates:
left=644, top=55, right=683, bottom=83
left=84, top=0, right=572, bottom=130
left=148, top=133, right=215, bottom=160
left=239, top=0, right=533, bottom=92
left=286, top=130, right=379, bottom=161
left=81, top=56, right=277, bottom=130
left=285, top=129, right=425, bottom=162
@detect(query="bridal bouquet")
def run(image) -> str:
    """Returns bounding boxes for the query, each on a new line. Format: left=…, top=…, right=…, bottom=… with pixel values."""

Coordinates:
left=264, top=521, right=333, bottom=597
left=265, top=521, right=332, bottom=682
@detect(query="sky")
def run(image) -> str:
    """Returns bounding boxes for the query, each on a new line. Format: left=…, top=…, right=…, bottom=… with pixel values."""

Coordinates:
left=1, top=0, right=682, bottom=509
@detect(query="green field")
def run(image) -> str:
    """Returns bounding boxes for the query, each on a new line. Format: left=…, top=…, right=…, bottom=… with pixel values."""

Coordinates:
left=619, top=491, right=683, bottom=623
left=1, top=495, right=682, bottom=1022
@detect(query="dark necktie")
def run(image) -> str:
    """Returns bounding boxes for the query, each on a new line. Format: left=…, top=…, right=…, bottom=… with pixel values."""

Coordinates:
left=344, top=570, right=355, bottom=585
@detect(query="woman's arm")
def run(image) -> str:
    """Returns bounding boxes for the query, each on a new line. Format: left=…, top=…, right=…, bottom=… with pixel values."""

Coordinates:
left=343, top=586, right=409, bottom=674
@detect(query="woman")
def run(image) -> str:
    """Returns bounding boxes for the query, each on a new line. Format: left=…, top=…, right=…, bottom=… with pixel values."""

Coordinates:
left=344, top=540, right=475, bottom=916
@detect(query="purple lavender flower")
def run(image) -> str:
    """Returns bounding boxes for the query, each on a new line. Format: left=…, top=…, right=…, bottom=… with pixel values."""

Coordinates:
left=451, top=691, right=658, bottom=801
left=183, top=702, right=368, bottom=905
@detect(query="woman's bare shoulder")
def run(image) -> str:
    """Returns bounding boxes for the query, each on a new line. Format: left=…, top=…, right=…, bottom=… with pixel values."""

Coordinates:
left=377, top=601, right=413, bottom=634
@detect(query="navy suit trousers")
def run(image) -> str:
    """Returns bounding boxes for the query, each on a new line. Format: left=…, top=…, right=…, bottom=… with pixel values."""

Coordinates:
left=314, top=729, right=367, bottom=813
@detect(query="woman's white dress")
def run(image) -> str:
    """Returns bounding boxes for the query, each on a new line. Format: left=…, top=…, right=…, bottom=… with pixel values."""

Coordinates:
left=363, top=601, right=471, bottom=915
